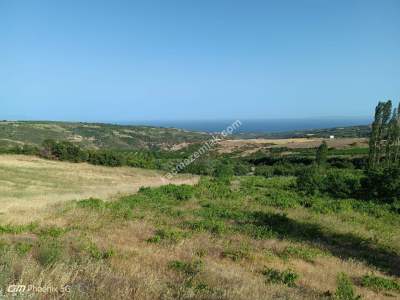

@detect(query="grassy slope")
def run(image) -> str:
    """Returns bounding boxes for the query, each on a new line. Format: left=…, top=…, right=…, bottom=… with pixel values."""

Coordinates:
left=0, top=174, right=398, bottom=299
left=0, top=155, right=197, bottom=222
left=0, top=121, right=209, bottom=150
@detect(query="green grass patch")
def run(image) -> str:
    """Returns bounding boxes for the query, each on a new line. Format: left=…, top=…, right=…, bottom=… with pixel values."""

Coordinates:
left=182, top=219, right=228, bottom=235
left=147, top=228, right=189, bottom=244
left=334, top=273, right=361, bottom=300
left=361, top=274, right=400, bottom=292
left=15, top=241, right=33, bottom=256
left=0, top=222, right=38, bottom=234
left=262, top=268, right=299, bottom=287
left=168, top=259, right=203, bottom=277
left=77, top=198, right=105, bottom=210
left=279, top=245, right=326, bottom=262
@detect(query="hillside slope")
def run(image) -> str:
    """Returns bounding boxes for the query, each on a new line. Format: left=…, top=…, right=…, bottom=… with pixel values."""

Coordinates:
left=0, top=121, right=209, bottom=150
left=0, top=155, right=197, bottom=221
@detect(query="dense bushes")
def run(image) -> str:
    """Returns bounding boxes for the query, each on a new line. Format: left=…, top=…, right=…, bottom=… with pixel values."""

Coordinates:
left=88, top=150, right=124, bottom=167
left=296, top=166, right=325, bottom=195
left=40, top=139, right=158, bottom=168
left=256, top=163, right=305, bottom=178
left=297, top=166, right=362, bottom=199
left=42, top=139, right=88, bottom=162
left=139, top=184, right=195, bottom=201
left=324, top=169, right=362, bottom=198
left=296, top=163, right=400, bottom=204
left=248, top=155, right=314, bottom=167
left=361, top=167, right=400, bottom=203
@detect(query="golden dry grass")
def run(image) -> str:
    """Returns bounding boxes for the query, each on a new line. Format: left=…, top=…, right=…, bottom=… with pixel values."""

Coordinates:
left=39, top=209, right=394, bottom=300
left=0, top=155, right=197, bottom=222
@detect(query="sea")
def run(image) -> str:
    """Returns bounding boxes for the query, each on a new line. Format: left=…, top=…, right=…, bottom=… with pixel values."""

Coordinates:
left=121, top=117, right=371, bottom=134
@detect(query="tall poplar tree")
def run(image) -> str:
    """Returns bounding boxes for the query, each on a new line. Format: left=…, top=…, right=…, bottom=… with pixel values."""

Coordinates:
left=369, top=102, right=384, bottom=168
left=368, top=100, right=400, bottom=169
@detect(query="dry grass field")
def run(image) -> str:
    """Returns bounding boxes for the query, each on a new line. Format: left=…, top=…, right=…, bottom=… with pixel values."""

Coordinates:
left=216, top=138, right=368, bottom=154
left=0, top=155, right=197, bottom=222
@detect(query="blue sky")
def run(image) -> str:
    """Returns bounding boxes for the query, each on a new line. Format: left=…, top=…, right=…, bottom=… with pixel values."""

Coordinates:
left=1, top=0, right=399, bottom=121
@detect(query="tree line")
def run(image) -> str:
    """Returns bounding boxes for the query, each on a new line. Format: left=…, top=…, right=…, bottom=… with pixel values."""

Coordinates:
left=297, top=100, right=400, bottom=205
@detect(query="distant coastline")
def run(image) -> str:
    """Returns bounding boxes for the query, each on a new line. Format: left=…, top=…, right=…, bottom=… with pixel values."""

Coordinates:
left=120, top=117, right=372, bottom=134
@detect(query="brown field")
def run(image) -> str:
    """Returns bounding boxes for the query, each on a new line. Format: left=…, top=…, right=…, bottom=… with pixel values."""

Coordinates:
left=216, top=137, right=368, bottom=154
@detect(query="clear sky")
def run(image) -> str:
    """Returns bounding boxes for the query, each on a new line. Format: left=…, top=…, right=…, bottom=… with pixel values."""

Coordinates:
left=1, top=0, right=399, bottom=121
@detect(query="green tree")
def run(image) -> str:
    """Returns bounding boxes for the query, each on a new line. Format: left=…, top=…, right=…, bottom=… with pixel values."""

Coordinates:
left=316, top=141, right=328, bottom=166
left=368, top=100, right=393, bottom=169
left=385, top=103, right=400, bottom=166
left=213, top=160, right=234, bottom=179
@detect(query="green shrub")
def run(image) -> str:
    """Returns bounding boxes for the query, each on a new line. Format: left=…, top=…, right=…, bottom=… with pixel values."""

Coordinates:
left=15, top=242, right=33, bottom=256
left=362, top=167, right=400, bottom=203
left=36, top=226, right=66, bottom=238
left=297, top=165, right=324, bottom=195
left=86, top=242, right=114, bottom=260
left=334, top=273, right=361, bottom=300
left=139, top=184, right=194, bottom=201
left=161, top=184, right=194, bottom=201
left=297, top=166, right=362, bottom=198
left=328, top=157, right=355, bottom=169
left=183, top=219, right=227, bottom=235
left=36, top=238, right=62, bottom=266
left=42, top=140, right=88, bottom=162
left=255, top=163, right=303, bottom=178
left=255, top=165, right=274, bottom=177
left=213, top=161, right=234, bottom=179
left=392, top=200, right=400, bottom=213
left=324, top=169, right=361, bottom=199
left=184, top=159, right=215, bottom=176
left=316, top=141, right=328, bottom=165
left=147, top=228, right=188, bottom=244
left=88, top=150, right=124, bottom=167
left=361, top=274, right=400, bottom=292
left=262, top=268, right=298, bottom=287
left=233, top=161, right=252, bottom=175
left=168, top=260, right=203, bottom=277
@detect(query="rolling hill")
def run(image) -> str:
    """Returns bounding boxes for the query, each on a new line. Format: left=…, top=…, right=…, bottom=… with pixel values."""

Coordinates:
left=0, top=121, right=209, bottom=150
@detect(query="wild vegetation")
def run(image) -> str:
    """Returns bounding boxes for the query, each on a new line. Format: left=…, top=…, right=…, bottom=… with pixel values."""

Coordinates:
left=0, top=121, right=209, bottom=150
left=0, top=173, right=398, bottom=299
left=0, top=102, right=399, bottom=299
